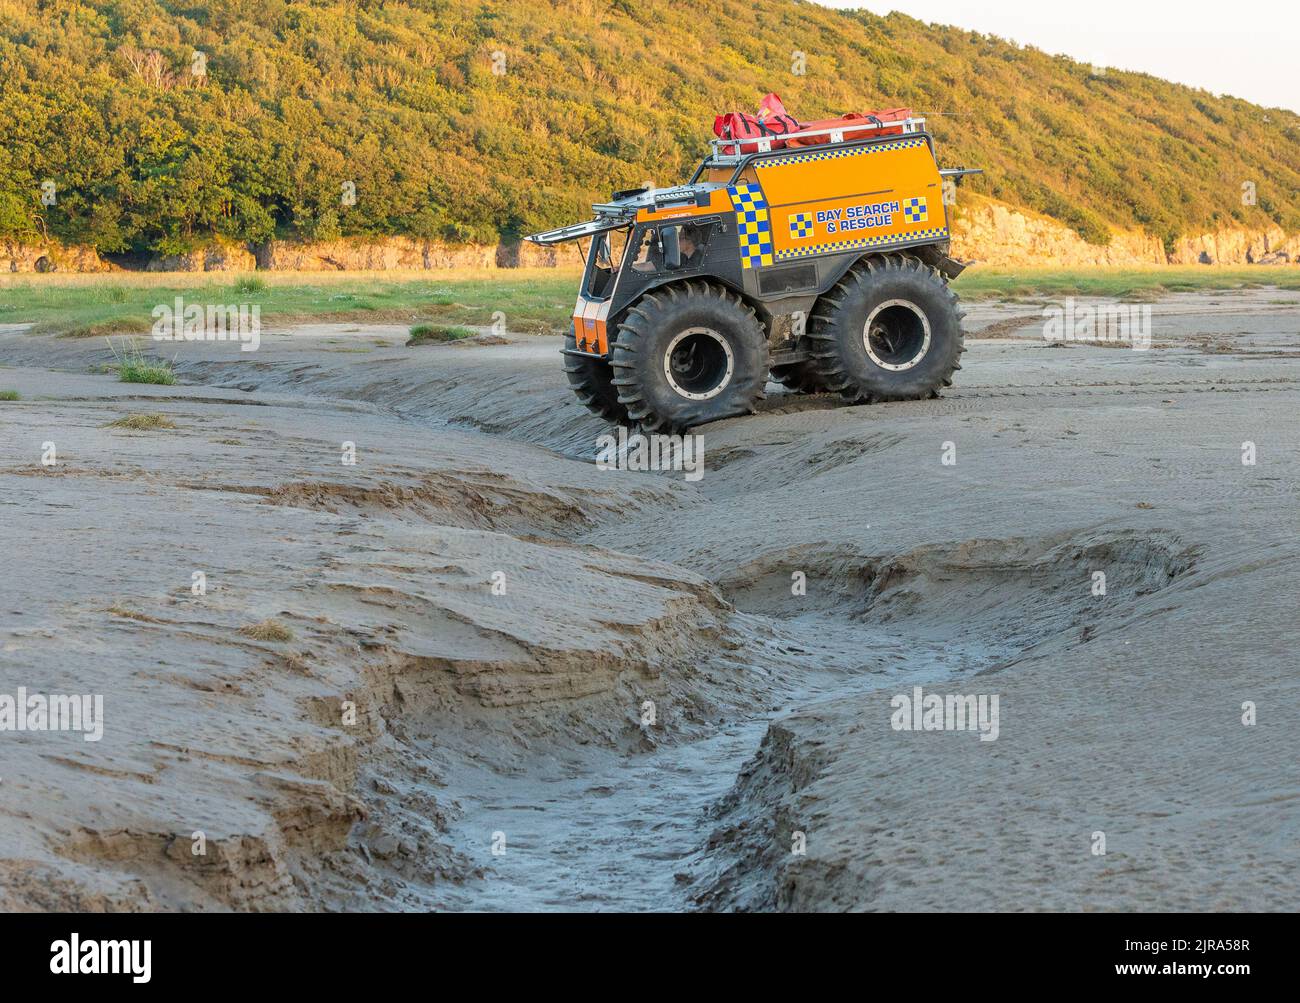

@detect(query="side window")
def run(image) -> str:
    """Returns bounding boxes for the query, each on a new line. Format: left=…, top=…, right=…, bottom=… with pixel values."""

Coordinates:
left=629, top=221, right=715, bottom=275
left=629, top=228, right=658, bottom=271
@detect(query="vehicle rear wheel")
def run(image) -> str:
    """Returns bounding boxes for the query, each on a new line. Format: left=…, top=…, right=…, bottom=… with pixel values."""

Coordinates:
left=808, top=254, right=964, bottom=403
left=563, top=326, right=629, bottom=424
left=610, top=282, right=767, bottom=434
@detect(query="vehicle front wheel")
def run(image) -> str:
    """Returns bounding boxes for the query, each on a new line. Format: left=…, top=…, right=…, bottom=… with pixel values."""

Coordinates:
left=610, top=282, right=768, bottom=434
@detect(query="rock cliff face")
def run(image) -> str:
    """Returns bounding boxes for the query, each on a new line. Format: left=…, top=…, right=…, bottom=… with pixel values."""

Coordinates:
left=951, top=199, right=1164, bottom=266
left=144, top=242, right=258, bottom=272
left=4, top=202, right=1296, bottom=272
left=253, top=238, right=560, bottom=271
left=138, top=238, right=563, bottom=272
left=950, top=195, right=1300, bottom=267
left=1168, top=226, right=1300, bottom=266
left=1, top=241, right=112, bottom=273
left=1, top=237, right=561, bottom=273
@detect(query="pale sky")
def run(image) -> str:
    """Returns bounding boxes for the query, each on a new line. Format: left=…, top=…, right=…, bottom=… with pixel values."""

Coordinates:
left=817, top=1, right=1300, bottom=113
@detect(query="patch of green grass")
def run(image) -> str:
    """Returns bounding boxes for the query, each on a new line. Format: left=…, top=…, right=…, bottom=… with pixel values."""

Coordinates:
left=0, top=390, right=19, bottom=401
left=0, top=270, right=581, bottom=338
left=10, top=267, right=1294, bottom=345
left=105, top=413, right=177, bottom=431
left=107, top=337, right=176, bottom=385
left=408, top=322, right=475, bottom=345
left=117, top=359, right=176, bottom=384
left=953, top=267, right=1300, bottom=301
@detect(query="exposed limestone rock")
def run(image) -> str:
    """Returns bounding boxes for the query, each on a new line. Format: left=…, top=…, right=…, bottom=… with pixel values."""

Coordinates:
left=1, top=240, right=112, bottom=273
left=145, top=242, right=257, bottom=272
left=7, top=202, right=1298, bottom=273
left=254, top=237, right=496, bottom=271
left=951, top=194, right=1299, bottom=267
left=1169, top=225, right=1299, bottom=265
left=951, top=197, right=1165, bottom=266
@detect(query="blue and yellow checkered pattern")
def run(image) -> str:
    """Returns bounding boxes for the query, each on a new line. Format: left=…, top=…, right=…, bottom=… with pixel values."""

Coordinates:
left=727, top=182, right=774, bottom=268
left=753, top=136, right=927, bottom=170
left=903, top=196, right=928, bottom=223
left=774, top=226, right=950, bottom=262
left=789, top=212, right=814, bottom=239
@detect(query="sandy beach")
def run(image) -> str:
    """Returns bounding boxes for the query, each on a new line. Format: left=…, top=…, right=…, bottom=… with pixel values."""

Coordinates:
left=1, top=287, right=1297, bottom=910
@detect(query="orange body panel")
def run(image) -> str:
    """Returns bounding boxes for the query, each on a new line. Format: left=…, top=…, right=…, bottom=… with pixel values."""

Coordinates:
left=756, top=138, right=947, bottom=263
left=573, top=296, right=610, bottom=354
left=721, top=137, right=948, bottom=269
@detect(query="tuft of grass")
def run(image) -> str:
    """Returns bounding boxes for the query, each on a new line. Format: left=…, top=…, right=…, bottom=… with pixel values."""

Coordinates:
left=0, top=390, right=19, bottom=401
left=1120, top=285, right=1168, bottom=302
left=233, top=275, right=267, bottom=295
left=107, top=337, right=176, bottom=385
left=106, top=604, right=162, bottom=623
left=281, top=651, right=313, bottom=674
left=106, top=413, right=177, bottom=431
left=239, top=618, right=294, bottom=643
left=118, top=359, right=176, bottom=384
left=408, top=322, right=475, bottom=345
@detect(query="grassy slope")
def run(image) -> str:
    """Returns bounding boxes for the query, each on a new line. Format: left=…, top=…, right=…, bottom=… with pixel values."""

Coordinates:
left=0, top=0, right=1296, bottom=255
left=3, top=268, right=1298, bottom=339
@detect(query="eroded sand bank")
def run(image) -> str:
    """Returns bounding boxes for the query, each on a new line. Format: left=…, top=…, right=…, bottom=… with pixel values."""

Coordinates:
left=1, top=289, right=1297, bottom=910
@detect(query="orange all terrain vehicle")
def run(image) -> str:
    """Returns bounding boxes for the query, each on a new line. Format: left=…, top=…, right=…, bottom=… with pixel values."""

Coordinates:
left=526, top=102, right=981, bottom=433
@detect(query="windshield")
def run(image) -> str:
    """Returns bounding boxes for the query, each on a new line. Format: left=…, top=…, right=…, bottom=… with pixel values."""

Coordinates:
left=584, top=228, right=631, bottom=299
left=591, top=229, right=630, bottom=269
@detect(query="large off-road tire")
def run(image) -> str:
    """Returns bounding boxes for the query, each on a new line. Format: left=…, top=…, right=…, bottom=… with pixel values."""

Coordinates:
left=808, top=254, right=964, bottom=404
left=563, top=326, right=629, bottom=424
left=610, top=281, right=768, bottom=434
left=769, top=358, right=829, bottom=395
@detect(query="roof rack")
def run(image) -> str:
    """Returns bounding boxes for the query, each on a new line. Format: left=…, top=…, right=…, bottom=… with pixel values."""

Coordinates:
left=706, top=117, right=928, bottom=165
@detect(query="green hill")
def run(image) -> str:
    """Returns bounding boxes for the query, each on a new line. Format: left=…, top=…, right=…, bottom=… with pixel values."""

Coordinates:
left=2, top=0, right=1297, bottom=258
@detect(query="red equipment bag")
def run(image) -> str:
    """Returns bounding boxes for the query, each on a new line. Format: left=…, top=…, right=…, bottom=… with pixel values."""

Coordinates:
left=713, top=93, right=801, bottom=154
left=713, top=94, right=914, bottom=154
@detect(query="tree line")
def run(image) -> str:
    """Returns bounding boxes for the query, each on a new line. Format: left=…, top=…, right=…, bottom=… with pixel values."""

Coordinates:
left=1, top=0, right=1296, bottom=258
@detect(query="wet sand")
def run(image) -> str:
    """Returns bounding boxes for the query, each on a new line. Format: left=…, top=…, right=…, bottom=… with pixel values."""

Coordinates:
left=1, top=288, right=1297, bottom=910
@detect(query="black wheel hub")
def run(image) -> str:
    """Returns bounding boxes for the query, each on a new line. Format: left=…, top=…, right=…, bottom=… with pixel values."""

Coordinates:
left=663, top=327, right=733, bottom=400
left=864, top=300, right=931, bottom=371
